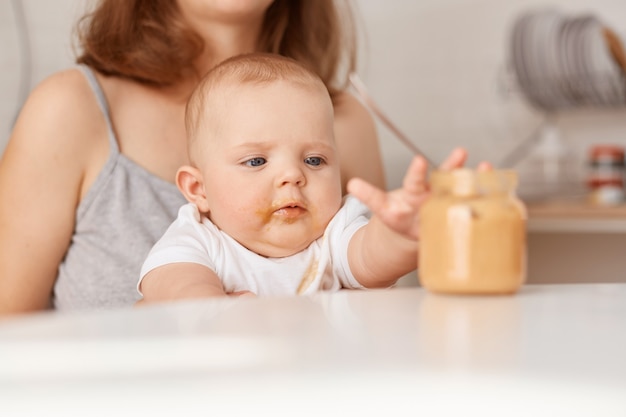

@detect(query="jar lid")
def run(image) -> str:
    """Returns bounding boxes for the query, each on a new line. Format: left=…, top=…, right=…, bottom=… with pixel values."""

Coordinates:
left=430, top=169, right=518, bottom=195
left=589, top=145, right=625, bottom=160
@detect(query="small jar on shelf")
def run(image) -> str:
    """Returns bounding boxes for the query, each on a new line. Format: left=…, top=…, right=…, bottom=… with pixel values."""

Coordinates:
left=587, top=145, right=626, bottom=206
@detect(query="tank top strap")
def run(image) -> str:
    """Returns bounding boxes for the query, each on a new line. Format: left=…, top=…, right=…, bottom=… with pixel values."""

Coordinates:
left=77, top=64, right=120, bottom=154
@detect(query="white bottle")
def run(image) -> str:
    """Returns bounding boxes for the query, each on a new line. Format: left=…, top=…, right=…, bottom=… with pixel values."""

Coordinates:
left=517, top=122, right=579, bottom=201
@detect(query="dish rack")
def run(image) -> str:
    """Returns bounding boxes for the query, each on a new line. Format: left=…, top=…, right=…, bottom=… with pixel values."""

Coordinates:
left=495, top=9, right=626, bottom=203
left=508, top=9, right=626, bottom=111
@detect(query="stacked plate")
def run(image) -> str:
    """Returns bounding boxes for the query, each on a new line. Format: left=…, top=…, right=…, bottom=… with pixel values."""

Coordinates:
left=511, top=9, right=626, bottom=110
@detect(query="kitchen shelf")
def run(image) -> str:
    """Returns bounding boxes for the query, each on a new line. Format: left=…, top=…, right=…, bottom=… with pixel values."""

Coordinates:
left=526, top=199, right=626, bottom=233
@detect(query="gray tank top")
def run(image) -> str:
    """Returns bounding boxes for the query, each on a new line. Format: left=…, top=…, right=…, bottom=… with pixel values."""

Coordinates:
left=52, top=66, right=187, bottom=311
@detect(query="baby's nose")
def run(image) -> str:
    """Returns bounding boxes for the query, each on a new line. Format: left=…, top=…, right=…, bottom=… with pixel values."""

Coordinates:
left=277, top=165, right=306, bottom=187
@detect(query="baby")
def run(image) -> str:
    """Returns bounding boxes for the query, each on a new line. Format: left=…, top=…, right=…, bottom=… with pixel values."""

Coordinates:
left=138, top=52, right=454, bottom=302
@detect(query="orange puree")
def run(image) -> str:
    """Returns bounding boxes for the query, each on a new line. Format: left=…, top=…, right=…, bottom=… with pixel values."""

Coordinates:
left=418, top=169, right=527, bottom=295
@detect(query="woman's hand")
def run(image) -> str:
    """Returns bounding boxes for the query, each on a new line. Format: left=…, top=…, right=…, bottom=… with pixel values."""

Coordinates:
left=228, top=291, right=256, bottom=298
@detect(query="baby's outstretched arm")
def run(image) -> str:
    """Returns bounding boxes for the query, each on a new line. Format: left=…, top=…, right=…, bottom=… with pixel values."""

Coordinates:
left=346, top=148, right=474, bottom=288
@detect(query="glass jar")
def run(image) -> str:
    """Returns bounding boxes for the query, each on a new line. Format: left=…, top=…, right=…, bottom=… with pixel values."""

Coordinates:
left=587, top=145, right=625, bottom=206
left=418, top=169, right=527, bottom=295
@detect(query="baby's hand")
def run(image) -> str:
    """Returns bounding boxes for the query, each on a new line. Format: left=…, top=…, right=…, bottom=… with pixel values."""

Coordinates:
left=348, top=155, right=428, bottom=241
left=439, top=147, right=492, bottom=172
left=228, top=290, right=256, bottom=298
left=347, top=147, right=488, bottom=241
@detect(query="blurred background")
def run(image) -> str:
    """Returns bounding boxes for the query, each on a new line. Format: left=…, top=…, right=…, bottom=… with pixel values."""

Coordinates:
left=2, top=0, right=626, bottom=285
left=3, top=1, right=626, bottom=189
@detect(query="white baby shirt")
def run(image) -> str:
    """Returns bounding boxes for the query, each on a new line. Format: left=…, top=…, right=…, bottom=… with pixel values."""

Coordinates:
left=138, top=195, right=370, bottom=297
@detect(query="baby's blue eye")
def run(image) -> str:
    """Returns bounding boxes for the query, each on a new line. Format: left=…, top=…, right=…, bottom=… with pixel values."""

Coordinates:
left=245, top=157, right=266, bottom=167
left=304, top=156, right=323, bottom=166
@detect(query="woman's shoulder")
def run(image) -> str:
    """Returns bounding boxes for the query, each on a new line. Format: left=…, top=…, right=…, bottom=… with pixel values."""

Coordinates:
left=9, top=66, right=111, bottom=195
left=26, top=67, right=97, bottom=113
left=15, top=67, right=107, bottom=145
left=333, top=90, right=369, bottom=117
left=331, top=89, right=386, bottom=191
left=332, top=89, right=377, bottom=134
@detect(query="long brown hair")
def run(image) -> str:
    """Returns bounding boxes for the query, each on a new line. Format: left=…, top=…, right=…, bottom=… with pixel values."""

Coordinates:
left=75, top=0, right=357, bottom=95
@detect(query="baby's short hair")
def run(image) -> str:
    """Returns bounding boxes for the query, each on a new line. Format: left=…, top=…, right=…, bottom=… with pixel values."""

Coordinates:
left=185, top=53, right=328, bottom=145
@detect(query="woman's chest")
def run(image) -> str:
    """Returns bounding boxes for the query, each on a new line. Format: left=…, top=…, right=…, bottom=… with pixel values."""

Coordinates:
left=107, top=83, right=190, bottom=183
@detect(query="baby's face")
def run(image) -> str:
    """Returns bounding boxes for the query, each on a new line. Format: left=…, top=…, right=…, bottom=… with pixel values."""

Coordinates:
left=196, top=80, right=342, bottom=258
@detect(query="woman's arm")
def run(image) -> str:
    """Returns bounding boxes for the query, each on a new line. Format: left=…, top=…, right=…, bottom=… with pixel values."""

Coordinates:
left=0, top=69, right=107, bottom=315
left=333, top=92, right=386, bottom=194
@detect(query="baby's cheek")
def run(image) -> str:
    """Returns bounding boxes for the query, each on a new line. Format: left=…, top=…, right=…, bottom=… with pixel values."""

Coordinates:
left=311, top=205, right=336, bottom=234
left=254, top=206, right=274, bottom=225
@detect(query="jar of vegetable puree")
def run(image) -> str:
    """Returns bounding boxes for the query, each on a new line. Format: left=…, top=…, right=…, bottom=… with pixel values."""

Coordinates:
left=418, top=169, right=527, bottom=295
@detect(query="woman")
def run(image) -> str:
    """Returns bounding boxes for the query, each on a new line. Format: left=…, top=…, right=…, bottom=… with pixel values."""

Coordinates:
left=0, top=0, right=386, bottom=314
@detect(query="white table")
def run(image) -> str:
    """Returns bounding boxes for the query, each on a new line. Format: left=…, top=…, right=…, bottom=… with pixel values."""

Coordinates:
left=1, top=284, right=625, bottom=416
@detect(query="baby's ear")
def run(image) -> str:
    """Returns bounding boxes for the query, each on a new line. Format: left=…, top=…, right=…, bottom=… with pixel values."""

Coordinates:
left=176, top=166, right=210, bottom=212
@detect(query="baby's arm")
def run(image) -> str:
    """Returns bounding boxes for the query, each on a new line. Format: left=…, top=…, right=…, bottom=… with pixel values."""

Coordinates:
left=346, top=148, right=474, bottom=288
left=139, top=263, right=229, bottom=304
left=346, top=156, right=425, bottom=288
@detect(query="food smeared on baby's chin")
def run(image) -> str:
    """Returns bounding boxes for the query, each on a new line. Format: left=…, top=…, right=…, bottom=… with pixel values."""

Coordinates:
left=255, top=201, right=307, bottom=225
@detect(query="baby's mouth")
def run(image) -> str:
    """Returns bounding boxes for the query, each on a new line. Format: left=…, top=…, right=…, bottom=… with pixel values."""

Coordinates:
left=273, top=203, right=307, bottom=219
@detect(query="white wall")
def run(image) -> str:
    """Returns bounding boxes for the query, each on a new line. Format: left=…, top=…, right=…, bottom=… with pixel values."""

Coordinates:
left=354, top=0, right=626, bottom=190
left=0, top=0, right=87, bottom=143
